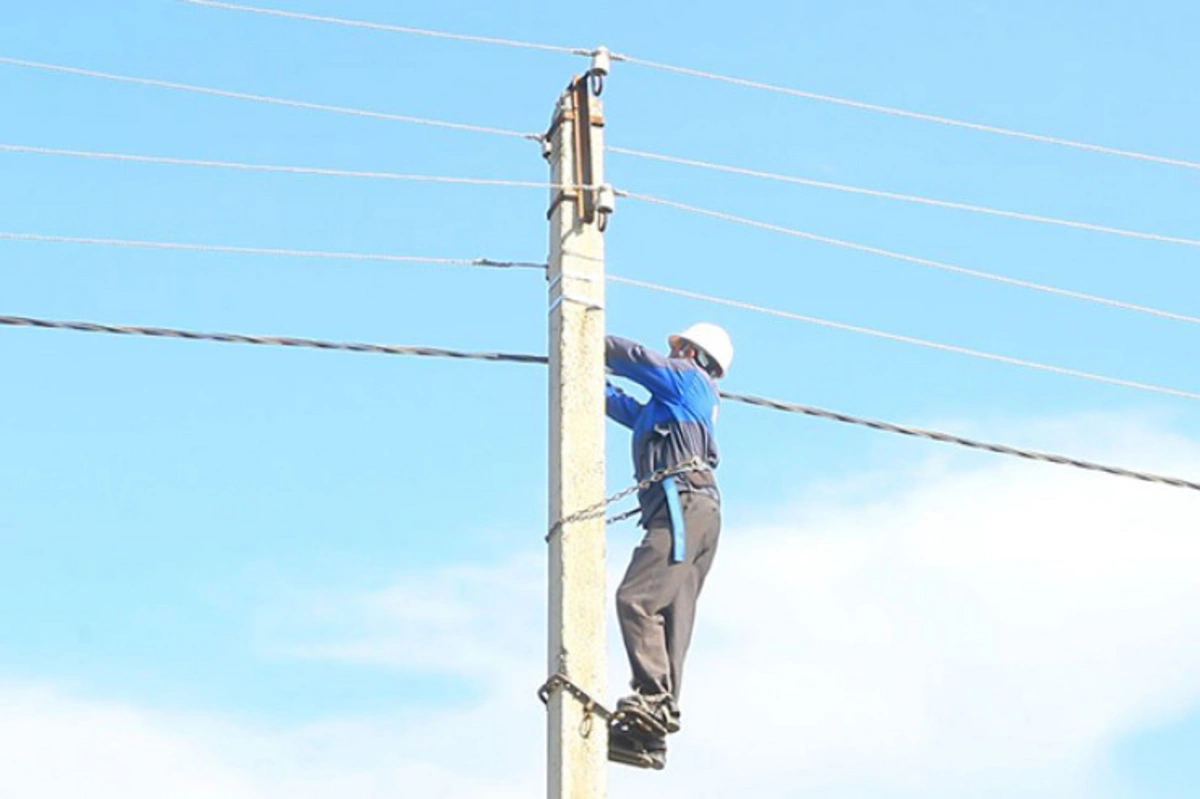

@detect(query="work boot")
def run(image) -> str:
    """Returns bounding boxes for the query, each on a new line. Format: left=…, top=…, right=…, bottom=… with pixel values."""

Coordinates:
left=617, top=691, right=681, bottom=734
left=609, top=724, right=667, bottom=770
left=644, top=735, right=667, bottom=770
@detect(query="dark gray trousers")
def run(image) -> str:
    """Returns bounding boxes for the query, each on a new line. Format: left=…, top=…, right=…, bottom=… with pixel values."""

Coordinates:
left=616, top=492, right=721, bottom=703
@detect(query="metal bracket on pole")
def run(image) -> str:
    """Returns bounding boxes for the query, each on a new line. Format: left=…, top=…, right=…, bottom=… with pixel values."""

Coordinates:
left=538, top=672, right=615, bottom=739
left=572, top=77, right=597, bottom=226
left=543, top=77, right=610, bottom=230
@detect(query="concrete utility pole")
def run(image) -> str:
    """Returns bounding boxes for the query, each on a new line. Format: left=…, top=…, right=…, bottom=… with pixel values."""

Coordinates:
left=544, top=64, right=611, bottom=799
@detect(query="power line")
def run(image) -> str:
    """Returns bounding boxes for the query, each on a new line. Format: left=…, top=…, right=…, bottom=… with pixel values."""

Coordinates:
left=0, top=314, right=548, bottom=363
left=0, top=143, right=560, bottom=190
left=4, top=310, right=1197, bottom=492
left=619, top=190, right=1200, bottom=326
left=0, top=56, right=541, bottom=141
left=181, top=1, right=1200, bottom=172
left=611, top=55, right=1200, bottom=172
left=181, top=0, right=589, bottom=56
left=13, top=140, right=1193, bottom=328
left=8, top=226, right=1193, bottom=400
left=719, top=390, right=1200, bottom=492
left=14, top=47, right=1189, bottom=249
left=607, top=273, right=1200, bottom=401
left=609, top=146, right=1200, bottom=249
left=0, top=232, right=546, bottom=270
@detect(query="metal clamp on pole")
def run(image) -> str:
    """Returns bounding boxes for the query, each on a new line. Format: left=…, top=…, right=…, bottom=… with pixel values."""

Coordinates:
left=538, top=672, right=613, bottom=738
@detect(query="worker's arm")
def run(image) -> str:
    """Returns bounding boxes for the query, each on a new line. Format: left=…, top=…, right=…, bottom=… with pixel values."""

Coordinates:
left=606, top=381, right=643, bottom=429
left=606, top=335, right=682, bottom=401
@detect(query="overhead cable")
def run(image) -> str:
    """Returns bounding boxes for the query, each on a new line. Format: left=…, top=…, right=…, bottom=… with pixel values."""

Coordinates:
left=619, top=190, right=1200, bottom=326
left=0, top=232, right=546, bottom=270
left=607, top=273, right=1200, bottom=401
left=0, top=143, right=560, bottom=190
left=610, top=55, right=1200, bottom=172
left=181, top=0, right=589, bottom=56
left=4, top=311, right=1198, bottom=492
left=181, top=1, right=1200, bottom=171
left=7, top=228, right=1193, bottom=401
left=0, top=56, right=541, bottom=141
left=0, top=314, right=548, bottom=363
left=719, top=390, right=1200, bottom=492
left=609, top=146, right=1200, bottom=249
left=13, top=141, right=1195, bottom=328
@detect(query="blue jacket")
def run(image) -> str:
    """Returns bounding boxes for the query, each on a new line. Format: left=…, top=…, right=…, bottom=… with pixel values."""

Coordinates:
left=605, top=336, right=720, bottom=523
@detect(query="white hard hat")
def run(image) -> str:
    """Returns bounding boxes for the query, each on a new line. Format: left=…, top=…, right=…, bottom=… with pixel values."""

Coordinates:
left=669, top=322, right=733, bottom=378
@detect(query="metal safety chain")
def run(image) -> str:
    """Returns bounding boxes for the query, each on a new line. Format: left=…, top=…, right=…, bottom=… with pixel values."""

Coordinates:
left=605, top=506, right=642, bottom=525
left=545, top=457, right=709, bottom=541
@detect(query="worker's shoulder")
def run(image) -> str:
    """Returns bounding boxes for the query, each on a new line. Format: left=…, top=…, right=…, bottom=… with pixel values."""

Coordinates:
left=673, top=362, right=718, bottom=401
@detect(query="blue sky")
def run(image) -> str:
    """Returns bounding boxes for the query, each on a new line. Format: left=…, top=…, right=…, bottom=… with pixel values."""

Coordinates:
left=2, top=1, right=1199, bottom=796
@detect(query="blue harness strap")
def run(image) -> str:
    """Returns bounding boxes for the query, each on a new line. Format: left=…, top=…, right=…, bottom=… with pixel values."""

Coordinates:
left=663, top=477, right=687, bottom=564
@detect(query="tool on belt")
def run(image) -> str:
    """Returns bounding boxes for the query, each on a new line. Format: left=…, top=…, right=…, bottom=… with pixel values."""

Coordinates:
left=656, top=458, right=710, bottom=564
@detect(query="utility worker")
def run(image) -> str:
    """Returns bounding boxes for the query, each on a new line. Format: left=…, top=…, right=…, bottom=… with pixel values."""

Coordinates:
left=605, top=322, right=733, bottom=765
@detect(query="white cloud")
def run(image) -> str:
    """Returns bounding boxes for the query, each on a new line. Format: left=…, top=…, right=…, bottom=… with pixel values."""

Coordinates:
left=0, top=683, right=540, bottom=798
left=5, top=414, right=1200, bottom=797
left=263, top=554, right=545, bottom=683
left=0, top=685, right=255, bottom=799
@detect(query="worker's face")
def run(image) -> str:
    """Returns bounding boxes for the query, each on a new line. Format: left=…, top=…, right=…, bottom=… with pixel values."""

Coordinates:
left=670, top=342, right=693, bottom=359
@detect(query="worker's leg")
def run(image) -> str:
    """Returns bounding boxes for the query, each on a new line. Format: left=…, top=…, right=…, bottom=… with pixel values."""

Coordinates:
left=616, top=493, right=721, bottom=702
left=616, top=520, right=680, bottom=698
left=663, top=494, right=721, bottom=703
